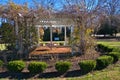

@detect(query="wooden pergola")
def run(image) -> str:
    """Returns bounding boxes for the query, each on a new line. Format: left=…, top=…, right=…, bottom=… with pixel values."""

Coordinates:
left=35, top=17, right=75, bottom=46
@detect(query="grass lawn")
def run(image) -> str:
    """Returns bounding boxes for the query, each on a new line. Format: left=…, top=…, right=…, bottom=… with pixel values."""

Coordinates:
left=97, top=41, right=120, bottom=47
left=41, top=63, right=120, bottom=80
left=0, top=44, right=7, bottom=50
left=1, top=40, right=119, bottom=50
left=67, top=64, right=120, bottom=80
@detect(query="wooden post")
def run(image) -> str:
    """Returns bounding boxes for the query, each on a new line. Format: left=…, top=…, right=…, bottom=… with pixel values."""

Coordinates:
left=71, top=25, right=74, bottom=55
left=15, top=18, right=19, bottom=50
left=37, top=26, right=40, bottom=46
left=50, top=25, right=53, bottom=49
left=64, top=26, right=67, bottom=46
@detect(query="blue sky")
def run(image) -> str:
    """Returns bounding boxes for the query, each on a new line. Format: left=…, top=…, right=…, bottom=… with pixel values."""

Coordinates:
left=0, top=0, right=64, bottom=10
left=0, top=0, right=63, bottom=25
left=0, top=0, right=32, bottom=4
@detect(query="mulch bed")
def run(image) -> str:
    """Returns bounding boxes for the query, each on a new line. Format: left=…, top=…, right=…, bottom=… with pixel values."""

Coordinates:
left=0, top=50, right=100, bottom=79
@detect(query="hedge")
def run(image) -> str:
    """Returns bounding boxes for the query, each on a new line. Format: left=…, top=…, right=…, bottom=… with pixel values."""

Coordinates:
left=7, top=60, right=25, bottom=72
left=78, top=60, right=96, bottom=73
left=96, top=55, right=113, bottom=70
left=107, top=52, right=120, bottom=63
left=55, top=61, right=71, bottom=73
left=97, top=44, right=113, bottom=52
left=28, top=61, right=47, bottom=73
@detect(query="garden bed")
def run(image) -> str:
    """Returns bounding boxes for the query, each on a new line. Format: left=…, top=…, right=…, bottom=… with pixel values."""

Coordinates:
left=0, top=51, right=99, bottom=79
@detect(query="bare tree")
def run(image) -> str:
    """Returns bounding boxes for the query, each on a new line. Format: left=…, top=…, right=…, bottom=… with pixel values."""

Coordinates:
left=0, top=0, right=55, bottom=58
left=105, top=0, right=120, bottom=36
left=0, top=1, right=38, bottom=58
left=61, top=0, right=105, bottom=54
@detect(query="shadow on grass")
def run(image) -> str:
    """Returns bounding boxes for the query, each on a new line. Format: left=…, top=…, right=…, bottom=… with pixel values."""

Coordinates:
left=64, top=70, right=86, bottom=77
left=0, top=70, right=88, bottom=79
left=39, top=70, right=87, bottom=78
left=39, top=71, right=62, bottom=78
left=0, top=72, right=33, bottom=79
left=0, top=72, right=9, bottom=78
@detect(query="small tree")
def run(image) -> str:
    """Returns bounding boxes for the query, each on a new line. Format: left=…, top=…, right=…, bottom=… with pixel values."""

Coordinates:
left=0, top=23, right=15, bottom=44
left=97, top=19, right=113, bottom=36
left=0, top=1, right=46, bottom=58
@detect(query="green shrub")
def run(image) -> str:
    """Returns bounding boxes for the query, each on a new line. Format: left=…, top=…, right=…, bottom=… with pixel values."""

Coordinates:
left=7, top=44, right=15, bottom=50
left=28, top=61, right=47, bottom=73
left=55, top=61, right=71, bottom=73
left=112, top=47, right=120, bottom=52
left=96, top=55, right=113, bottom=70
left=78, top=60, right=96, bottom=73
left=106, top=46, right=113, bottom=52
left=107, top=52, right=120, bottom=63
left=0, top=60, right=3, bottom=67
left=97, top=44, right=104, bottom=49
left=103, top=46, right=109, bottom=52
left=97, top=44, right=106, bottom=52
left=7, top=60, right=25, bottom=72
left=97, top=44, right=113, bottom=52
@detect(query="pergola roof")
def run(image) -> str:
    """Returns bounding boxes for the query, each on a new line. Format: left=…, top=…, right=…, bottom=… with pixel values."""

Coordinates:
left=35, top=17, right=75, bottom=27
